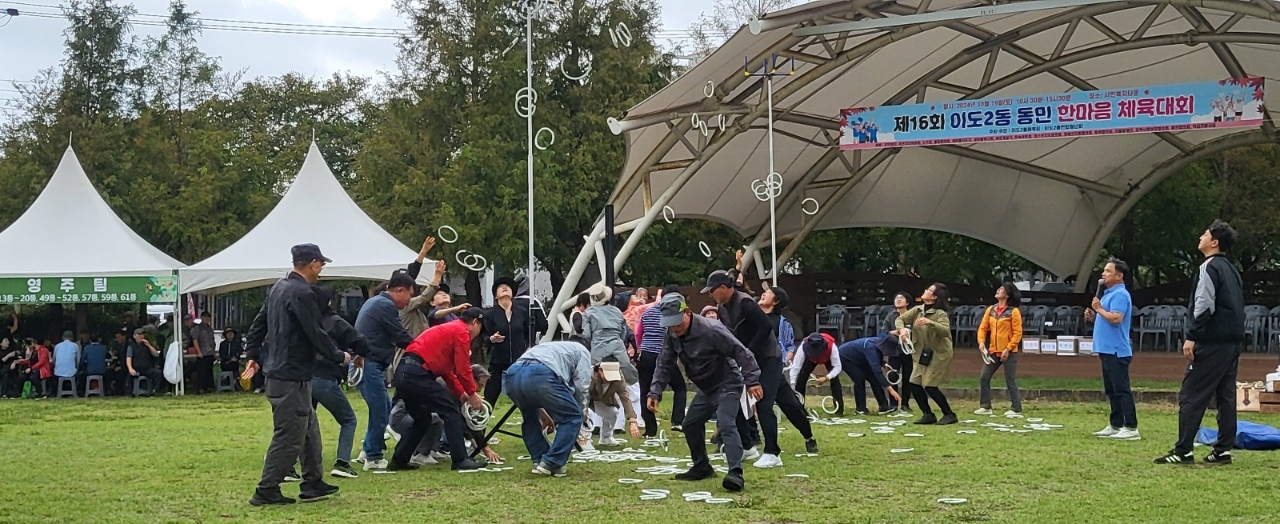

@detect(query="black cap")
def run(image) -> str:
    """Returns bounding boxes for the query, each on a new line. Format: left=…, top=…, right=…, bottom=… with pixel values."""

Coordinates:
left=802, top=333, right=827, bottom=358
left=699, top=270, right=735, bottom=294
left=766, top=283, right=790, bottom=310
left=291, top=243, right=331, bottom=265
left=436, top=282, right=451, bottom=295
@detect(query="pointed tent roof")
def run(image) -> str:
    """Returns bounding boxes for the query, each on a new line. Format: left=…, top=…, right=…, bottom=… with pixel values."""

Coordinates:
left=0, top=147, right=184, bottom=278
left=180, top=143, right=432, bottom=294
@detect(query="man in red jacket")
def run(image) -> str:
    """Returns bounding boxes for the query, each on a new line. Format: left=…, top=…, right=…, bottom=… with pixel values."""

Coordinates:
left=391, top=308, right=487, bottom=471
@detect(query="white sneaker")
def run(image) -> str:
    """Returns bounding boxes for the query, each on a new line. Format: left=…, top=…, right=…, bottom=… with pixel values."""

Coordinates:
left=409, top=453, right=438, bottom=466
left=973, top=408, right=993, bottom=415
left=363, top=458, right=388, bottom=471
left=598, top=437, right=624, bottom=447
left=742, top=447, right=761, bottom=461
left=753, top=453, right=783, bottom=468
left=577, top=440, right=595, bottom=452
left=1004, top=410, right=1022, bottom=417
left=353, top=450, right=368, bottom=464
left=429, top=450, right=449, bottom=461
left=1109, top=428, right=1141, bottom=441
left=1093, top=426, right=1119, bottom=437
left=385, top=427, right=401, bottom=443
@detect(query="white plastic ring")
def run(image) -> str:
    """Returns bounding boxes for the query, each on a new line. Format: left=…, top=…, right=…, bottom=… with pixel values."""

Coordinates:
left=615, top=23, right=632, bottom=47
left=698, top=241, right=711, bottom=258
left=938, top=498, right=968, bottom=504
left=718, top=114, right=727, bottom=132
left=1027, top=418, right=1044, bottom=422
left=801, top=197, right=820, bottom=216
left=535, top=127, right=555, bottom=150
left=690, top=113, right=701, bottom=128
left=890, top=448, right=914, bottom=453
left=904, top=433, right=925, bottom=437
left=820, top=396, right=838, bottom=414
left=847, top=432, right=864, bottom=437
left=437, top=225, right=459, bottom=244
left=784, top=473, right=809, bottom=478
left=957, top=430, right=978, bottom=434
left=765, top=172, right=784, bottom=187
left=704, top=498, right=733, bottom=504
left=618, top=478, right=644, bottom=484
left=561, top=61, right=590, bottom=83
left=346, top=365, right=363, bottom=387
left=661, top=205, right=675, bottom=224
left=704, top=80, right=715, bottom=98
left=698, top=120, right=709, bottom=137
left=515, top=87, right=537, bottom=118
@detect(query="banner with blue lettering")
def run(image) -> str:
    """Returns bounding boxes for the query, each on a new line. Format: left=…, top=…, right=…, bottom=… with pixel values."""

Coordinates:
left=839, top=77, right=1265, bottom=150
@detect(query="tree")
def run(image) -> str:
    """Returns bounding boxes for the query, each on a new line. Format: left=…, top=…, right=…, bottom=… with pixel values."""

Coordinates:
left=683, top=0, right=801, bottom=63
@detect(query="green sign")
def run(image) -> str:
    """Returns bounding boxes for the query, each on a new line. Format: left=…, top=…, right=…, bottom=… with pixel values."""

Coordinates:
left=0, top=275, right=179, bottom=304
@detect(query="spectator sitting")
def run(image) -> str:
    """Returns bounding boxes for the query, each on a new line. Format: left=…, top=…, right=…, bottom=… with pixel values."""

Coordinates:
left=126, top=328, right=166, bottom=395
left=52, top=331, right=80, bottom=393
left=80, top=335, right=109, bottom=393
left=219, top=328, right=243, bottom=386
left=107, top=331, right=130, bottom=395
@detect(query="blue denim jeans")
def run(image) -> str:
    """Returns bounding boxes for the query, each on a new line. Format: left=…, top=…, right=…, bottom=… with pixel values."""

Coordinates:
left=357, top=360, right=392, bottom=460
left=311, top=376, right=358, bottom=464
left=503, top=360, right=583, bottom=469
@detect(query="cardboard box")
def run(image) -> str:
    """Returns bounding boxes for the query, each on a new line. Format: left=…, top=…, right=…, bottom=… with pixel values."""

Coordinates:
left=1022, top=338, right=1041, bottom=354
left=1079, top=338, right=1094, bottom=355
left=1057, top=336, right=1082, bottom=356
left=1041, top=340, right=1058, bottom=355
left=1238, top=386, right=1262, bottom=412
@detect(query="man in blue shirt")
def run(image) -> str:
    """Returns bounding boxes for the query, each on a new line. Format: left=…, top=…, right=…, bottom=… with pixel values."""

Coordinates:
left=1086, top=258, right=1139, bottom=441
left=52, top=331, right=80, bottom=391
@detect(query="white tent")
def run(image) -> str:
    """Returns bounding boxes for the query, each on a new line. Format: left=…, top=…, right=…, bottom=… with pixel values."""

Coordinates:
left=180, top=142, right=434, bottom=294
left=0, top=146, right=185, bottom=277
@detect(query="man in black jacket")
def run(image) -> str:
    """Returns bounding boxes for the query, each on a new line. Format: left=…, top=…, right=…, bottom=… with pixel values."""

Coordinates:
left=243, top=244, right=348, bottom=505
left=647, top=293, right=762, bottom=492
left=1156, top=220, right=1246, bottom=465
left=704, top=270, right=817, bottom=469
left=311, top=286, right=371, bottom=479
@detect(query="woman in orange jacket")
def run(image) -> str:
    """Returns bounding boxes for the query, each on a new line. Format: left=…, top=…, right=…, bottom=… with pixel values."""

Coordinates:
left=975, top=283, right=1024, bottom=415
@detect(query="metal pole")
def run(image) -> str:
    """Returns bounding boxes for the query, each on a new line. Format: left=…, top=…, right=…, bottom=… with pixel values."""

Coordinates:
left=525, top=10, right=536, bottom=342
left=603, top=204, right=615, bottom=287
left=766, top=75, right=778, bottom=285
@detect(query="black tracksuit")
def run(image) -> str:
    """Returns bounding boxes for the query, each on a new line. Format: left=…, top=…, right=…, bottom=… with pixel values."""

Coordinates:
left=1174, top=253, right=1246, bottom=455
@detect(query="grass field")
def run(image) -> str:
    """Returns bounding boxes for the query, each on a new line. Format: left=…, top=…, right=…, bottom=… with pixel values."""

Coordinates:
left=3, top=392, right=1280, bottom=524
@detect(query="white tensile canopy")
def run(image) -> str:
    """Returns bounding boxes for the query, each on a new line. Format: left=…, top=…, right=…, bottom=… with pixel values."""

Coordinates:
left=180, top=142, right=434, bottom=294
left=543, top=0, right=1280, bottom=340
left=0, top=146, right=185, bottom=278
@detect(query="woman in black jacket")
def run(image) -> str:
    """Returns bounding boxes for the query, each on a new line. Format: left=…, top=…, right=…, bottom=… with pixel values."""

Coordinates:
left=882, top=292, right=914, bottom=413
left=218, top=328, right=242, bottom=379
left=482, top=277, right=548, bottom=405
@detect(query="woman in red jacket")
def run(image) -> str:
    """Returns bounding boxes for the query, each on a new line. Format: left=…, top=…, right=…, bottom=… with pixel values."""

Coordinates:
left=17, top=338, right=52, bottom=398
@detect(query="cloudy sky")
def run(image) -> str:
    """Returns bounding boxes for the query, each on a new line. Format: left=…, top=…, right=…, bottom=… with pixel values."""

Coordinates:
left=0, top=0, right=711, bottom=96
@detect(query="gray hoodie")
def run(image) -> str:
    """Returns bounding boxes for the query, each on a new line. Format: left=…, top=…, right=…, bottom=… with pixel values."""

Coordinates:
left=582, top=305, right=638, bottom=385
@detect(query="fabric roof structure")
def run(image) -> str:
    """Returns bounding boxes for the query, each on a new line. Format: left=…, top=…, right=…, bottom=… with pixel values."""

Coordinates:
left=543, top=0, right=1280, bottom=340
left=181, top=142, right=433, bottom=294
left=0, top=146, right=184, bottom=278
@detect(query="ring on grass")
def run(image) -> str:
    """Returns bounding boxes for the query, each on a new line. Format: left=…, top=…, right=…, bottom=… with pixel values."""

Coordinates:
left=704, top=498, right=734, bottom=504
left=890, top=448, right=914, bottom=453
left=847, top=432, right=864, bottom=437
left=820, top=396, right=838, bottom=414
left=904, top=433, right=924, bottom=437
left=957, top=430, right=978, bottom=434
left=618, top=478, right=644, bottom=484
left=937, top=498, right=968, bottom=504
left=785, top=473, right=809, bottom=478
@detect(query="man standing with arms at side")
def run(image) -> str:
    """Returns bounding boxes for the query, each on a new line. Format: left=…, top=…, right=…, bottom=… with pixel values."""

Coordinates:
left=1156, top=220, right=1245, bottom=465
left=242, top=244, right=348, bottom=506
left=1086, top=258, right=1140, bottom=441
left=648, top=293, right=763, bottom=492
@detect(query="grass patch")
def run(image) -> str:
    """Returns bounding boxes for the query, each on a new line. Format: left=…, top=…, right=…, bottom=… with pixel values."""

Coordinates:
left=2, top=392, right=1279, bottom=523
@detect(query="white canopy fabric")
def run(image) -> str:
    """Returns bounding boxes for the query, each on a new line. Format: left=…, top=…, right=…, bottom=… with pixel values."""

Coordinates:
left=0, top=146, right=184, bottom=278
left=180, top=142, right=433, bottom=294
left=607, top=0, right=1280, bottom=282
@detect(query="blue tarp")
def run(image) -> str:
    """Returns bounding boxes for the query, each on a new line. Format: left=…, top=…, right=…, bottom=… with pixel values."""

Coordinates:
left=1196, top=420, right=1280, bottom=450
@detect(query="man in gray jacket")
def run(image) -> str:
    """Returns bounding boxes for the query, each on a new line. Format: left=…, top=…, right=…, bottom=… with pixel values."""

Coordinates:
left=1156, top=220, right=1246, bottom=465
left=581, top=283, right=639, bottom=442
left=647, top=293, right=763, bottom=493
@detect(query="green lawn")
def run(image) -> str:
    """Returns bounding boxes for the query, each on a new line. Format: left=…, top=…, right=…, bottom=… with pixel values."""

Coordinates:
left=3, top=392, right=1280, bottom=523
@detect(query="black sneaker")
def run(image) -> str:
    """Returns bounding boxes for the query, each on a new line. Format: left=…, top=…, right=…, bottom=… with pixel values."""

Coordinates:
left=722, top=468, right=744, bottom=492
left=937, top=413, right=959, bottom=425
left=805, top=439, right=819, bottom=454
left=298, top=481, right=339, bottom=502
left=249, top=489, right=296, bottom=506
left=854, top=409, right=870, bottom=416
left=330, top=462, right=358, bottom=479
left=387, top=461, right=420, bottom=471
left=878, top=406, right=898, bottom=415
left=451, top=458, right=486, bottom=471
left=674, top=467, right=716, bottom=481
left=670, top=425, right=683, bottom=433
left=1203, top=451, right=1232, bottom=465
left=1153, top=452, right=1193, bottom=465
left=532, top=461, right=567, bottom=477
left=914, top=413, right=938, bottom=425
left=282, top=467, right=301, bottom=482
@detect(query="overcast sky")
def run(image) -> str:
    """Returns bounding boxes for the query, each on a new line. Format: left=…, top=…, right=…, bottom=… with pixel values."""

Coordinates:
left=0, top=0, right=711, bottom=99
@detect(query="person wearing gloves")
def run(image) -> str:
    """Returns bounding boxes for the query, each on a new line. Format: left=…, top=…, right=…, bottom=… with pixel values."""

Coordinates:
left=503, top=339, right=594, bottom=478
left=835, top=334, right=902, bottom=414
left=647, top=293, right=763, bottom=492
left=975, top=283, right=1025, bottom=416
left=895, top=283, right=957, bottom=425
left=580, top=283, right=640, bottom=445
left=790, top=333, right=843, bottom=409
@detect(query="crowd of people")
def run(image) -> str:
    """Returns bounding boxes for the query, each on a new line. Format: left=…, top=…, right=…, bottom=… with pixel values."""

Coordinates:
left=10, top=218, right=1248, bottom=505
